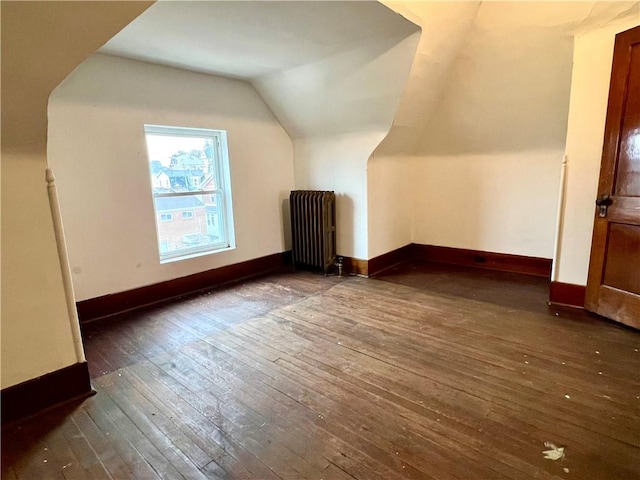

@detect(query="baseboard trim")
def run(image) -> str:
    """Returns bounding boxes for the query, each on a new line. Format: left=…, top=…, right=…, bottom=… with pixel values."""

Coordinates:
left=340, top=256, right=368, bottom=276
left=368, top=244, right=413, bottom=277
left=77, top=252, right=290, bottom=322
left=338, top=244, right=551, bottom=279
left=77, top=246, right=551, bottom=321
left=1, top=362, right=93, bottom=426
left=411, top=244, right=552, bottom=277
left=549, top=281, right=586, bottom=308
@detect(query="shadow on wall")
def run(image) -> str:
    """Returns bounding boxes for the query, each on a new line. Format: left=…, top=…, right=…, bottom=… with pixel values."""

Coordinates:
left=55, top=55, right=277, bottom=123
left=412, top=156, right=483, bottom=250
left=281, top=196, right=291, bottom=251
left=335, top=193, right=354, bottom=258
left=411, top=153, right=562, bottom=258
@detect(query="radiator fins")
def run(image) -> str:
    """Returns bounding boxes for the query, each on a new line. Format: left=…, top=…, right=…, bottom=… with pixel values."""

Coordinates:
left=290, top=190, right=336, bottom=274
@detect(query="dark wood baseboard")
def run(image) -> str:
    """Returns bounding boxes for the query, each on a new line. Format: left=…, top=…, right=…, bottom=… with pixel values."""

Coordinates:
left=411, top=244, right=552, bottom=277
left=1, top=362, right=93, bottom=426
left=77, top=252, right=290, bottom=322
left=549, top=281, right=586, bottom=308
left=339, top=244, right=551, bottom=279
left=77, top=246, right=551, bottom=321
left=340, top=256, right=368, bottom=276
left=368, top=244, right=413, bottom=277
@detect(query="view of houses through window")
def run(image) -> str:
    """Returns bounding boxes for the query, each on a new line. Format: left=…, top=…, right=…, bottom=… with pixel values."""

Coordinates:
left=144, top=125, right=235, bottom=262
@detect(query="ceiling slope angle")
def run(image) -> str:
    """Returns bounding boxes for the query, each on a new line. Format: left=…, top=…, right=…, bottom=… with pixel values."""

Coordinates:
left=100, top=1, right=420, bottom=80
left=99, top=1, right=422, bottom=140
left=375, top=0, right=640, bottom=157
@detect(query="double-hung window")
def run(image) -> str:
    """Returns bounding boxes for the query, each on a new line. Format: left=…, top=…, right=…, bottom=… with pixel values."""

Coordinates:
left=144, top=125, right=235, bottom=263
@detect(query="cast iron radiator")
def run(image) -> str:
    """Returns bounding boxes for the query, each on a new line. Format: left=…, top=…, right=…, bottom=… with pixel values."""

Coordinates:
left=290, top=190, right=336, bottom=273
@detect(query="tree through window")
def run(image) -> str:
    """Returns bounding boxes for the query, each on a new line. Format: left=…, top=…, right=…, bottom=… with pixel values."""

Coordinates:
left=144, top=125, right=235, bottom=262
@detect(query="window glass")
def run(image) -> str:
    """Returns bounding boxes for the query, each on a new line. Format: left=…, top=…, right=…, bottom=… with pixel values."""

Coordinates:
left=144, top=125, right=235, bottom=262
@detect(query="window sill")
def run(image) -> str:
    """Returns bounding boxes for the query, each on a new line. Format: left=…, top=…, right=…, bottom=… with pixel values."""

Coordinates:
left=160, top=245, right=236, bottom=264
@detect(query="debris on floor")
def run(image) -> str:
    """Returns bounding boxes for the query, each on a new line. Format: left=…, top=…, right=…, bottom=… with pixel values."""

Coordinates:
left=543, top=441, right=566, bottom=461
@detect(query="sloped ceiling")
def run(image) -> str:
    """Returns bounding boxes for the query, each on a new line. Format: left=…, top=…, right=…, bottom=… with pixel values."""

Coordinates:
left=252, top=30, right=420, bottom=138
left=98, top=1, right=639, bottom=155
left=100, top=0, right=421, bottom=140
left=377, top=0, right=640, bottom=156
left=100, top=1, right=418, bottom=79
left=2, top=0, right=153, bottom=146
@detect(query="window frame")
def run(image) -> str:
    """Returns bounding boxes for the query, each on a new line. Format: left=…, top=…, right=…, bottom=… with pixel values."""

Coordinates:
left=144, top=125, right=236, bottom=263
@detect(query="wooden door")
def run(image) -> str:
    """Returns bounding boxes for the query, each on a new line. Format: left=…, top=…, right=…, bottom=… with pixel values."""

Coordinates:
left=585, top=25, right=640, bottom=328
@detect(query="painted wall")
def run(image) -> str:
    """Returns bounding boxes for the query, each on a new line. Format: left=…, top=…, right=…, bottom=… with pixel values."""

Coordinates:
left=556, top=16, right=640, bottom=286
left=294, top=131, right=389, bottom=259
left=367, top=154, right=413, bottom=259
left=2, top=147, right=78, bottom=388
left=48, top=54, right=294, bottom=301
left=369, top=1, right=480, bottom=258
left=4, top=2, right=635, bottom=395
left=1, top=2, right=152, bottom=389
left=369, top=2, right=638, bottom=262
left=411, top=151, right=563, bottom=258
left=405, top=2, right=577, bottom=258
left=255, top=30, right=420, bottom=260
left=375, top=1, right=481, bottom=157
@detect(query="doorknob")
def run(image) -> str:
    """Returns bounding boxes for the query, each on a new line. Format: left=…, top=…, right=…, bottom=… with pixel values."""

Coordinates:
left=595, top=194, right=613, bottom=217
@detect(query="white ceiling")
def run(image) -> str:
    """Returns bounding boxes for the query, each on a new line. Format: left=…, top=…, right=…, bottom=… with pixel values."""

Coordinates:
left=100, top=1, right=418, bottom=79
left=376, top=0, right=640, bottom=155
left=99, top=0, right=639, bottom=155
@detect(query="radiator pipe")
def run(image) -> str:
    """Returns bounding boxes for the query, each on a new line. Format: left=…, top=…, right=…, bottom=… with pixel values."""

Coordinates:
left=46, top=168, right=86, bottom=363
left=551, top=155, right=568, bottom=283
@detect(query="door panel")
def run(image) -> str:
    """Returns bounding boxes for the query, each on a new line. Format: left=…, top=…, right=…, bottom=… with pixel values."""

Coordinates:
left=616, top=45, right=640, bottom=197
left=585, top=25, right=640, bottom=329
left=602, top=224, right=640, bottom=295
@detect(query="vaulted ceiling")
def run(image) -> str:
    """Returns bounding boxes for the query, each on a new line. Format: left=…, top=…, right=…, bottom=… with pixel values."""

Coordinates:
left=377, top=1, right=640, bottom=156
left=99, top=1, right=640, bottom=153
left=100, top=1, right=417, bottom=79
left=100, top=0, right=420, bottom=139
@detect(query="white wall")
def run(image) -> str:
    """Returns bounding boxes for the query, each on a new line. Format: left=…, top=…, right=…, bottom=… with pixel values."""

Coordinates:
left=294, top=131, right=388, bottom=259
left=48, top=54, right=294, bottom=301
left=367, top=154, right=413, bottom=259
left=375, top=1, right=481, bottom=156
left=255, top=31, right=420, bottom=260
left=369, top=2, right=597, bottom=261
left=1, top=146, right=78, bottom=388
left=556, top=16, right=640, bottom=286
left=403, top=11, right=573, bottom=257
left=369, top=1, right=480, bottom=258
left=411, top=151, right=563, bottom=258
left=1, top=1, right=153, bottom=389
left=369, top=147, right=564, bottom=261
left=405, top=2, right=580, bottom=260
left=368, top=2, right=640, bottom=263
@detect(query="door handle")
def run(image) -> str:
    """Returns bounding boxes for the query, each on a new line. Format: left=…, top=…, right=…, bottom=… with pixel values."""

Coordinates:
left=595, top=194, right=613, bottom=217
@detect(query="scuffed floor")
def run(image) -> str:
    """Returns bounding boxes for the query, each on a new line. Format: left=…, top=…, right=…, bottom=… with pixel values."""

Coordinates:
left=3, top=265, right=639, bottom=479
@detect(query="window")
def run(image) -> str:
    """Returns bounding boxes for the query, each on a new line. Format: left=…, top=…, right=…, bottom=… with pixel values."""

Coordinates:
left=144, top=125, right=235, bottom=263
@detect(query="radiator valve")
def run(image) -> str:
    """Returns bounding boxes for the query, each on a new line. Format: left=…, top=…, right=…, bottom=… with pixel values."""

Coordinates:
left=336, top=257, right=344, bottom=277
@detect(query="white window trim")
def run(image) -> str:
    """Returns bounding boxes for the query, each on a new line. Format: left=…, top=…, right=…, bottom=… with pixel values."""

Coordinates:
left=144, top=125, right=236, bottom=263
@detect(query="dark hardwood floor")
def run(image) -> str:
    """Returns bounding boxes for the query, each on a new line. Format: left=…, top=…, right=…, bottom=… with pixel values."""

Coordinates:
left=3, top=262, right=639, bottom=479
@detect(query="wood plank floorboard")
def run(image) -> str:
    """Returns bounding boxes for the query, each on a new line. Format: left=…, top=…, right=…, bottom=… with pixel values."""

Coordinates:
left=3, top=266, right=639, bottom=479
left=263, top=302, right=637, bottom=445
